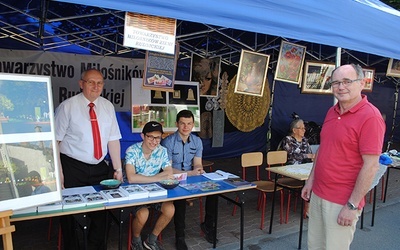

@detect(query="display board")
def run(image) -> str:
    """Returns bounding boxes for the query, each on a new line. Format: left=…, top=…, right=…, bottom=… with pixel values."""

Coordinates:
left=0, top=73, right=62, bottom=211
left=131, top=78, right=200, bottom=132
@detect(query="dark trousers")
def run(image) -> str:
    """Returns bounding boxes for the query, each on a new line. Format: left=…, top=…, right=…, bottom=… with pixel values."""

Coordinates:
left=60, top=154, right=113, bottom=250
left=174, top=195, right=218, bottom=238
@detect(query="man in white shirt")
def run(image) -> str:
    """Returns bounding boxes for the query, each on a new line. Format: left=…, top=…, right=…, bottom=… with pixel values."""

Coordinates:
left=55, top=69, right=122, bottom=250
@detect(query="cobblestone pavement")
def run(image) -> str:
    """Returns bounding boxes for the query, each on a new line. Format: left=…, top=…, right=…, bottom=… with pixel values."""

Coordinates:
left=5, top=156, right=400, bottom=250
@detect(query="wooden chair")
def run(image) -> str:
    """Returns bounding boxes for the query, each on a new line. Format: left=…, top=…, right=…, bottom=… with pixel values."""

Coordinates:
left=267, top=151, right=305, bottom=223
left=232, top=152, right=283, bottom=229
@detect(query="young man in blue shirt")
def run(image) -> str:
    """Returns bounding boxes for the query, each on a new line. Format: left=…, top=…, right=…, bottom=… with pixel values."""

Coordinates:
left=161, top=110, right=217, bottom=250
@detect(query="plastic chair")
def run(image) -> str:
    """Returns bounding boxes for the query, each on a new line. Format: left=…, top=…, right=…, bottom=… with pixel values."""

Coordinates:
left=232, top=152, right=283, bottom=229
left=267, top=151, right=305, bottom=223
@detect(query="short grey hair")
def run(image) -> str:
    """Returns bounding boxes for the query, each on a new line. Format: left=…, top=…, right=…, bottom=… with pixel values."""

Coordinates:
left=331, top=63, right=364, bottom=79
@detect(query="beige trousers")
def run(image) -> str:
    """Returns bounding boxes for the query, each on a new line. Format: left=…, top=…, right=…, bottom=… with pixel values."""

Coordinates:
left=308, top=193, right=362, bottom=250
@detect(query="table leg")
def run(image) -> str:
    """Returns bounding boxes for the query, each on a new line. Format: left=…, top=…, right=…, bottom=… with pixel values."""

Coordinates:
left=219, top=192, right=246, bottom=250
left=268, top=174, right=278, bottom=234
left=360, top=209, right=364, bottom=229
left=213, top=195, right=218, bottom=249
left=298, top=198, right=304, bottom=249
left=383, top=167, right=390, bottom=203
left=108, top=209, right=130, bottom=250
left=371, top=185, right=377, bottom=227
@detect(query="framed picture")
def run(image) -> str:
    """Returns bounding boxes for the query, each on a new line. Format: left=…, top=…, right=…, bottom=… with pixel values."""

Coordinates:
left=386, top=58, right=400, bottom=77
left=142, top=45, right=179, bottom=92
left=131, top=78, right=200, bottom=132
left=362, top=67, right=375, bottom=92
left=235, top=50, right=270, bottom=96
left=0, top=73, right=62, bottom=211
left=301, top=61, right=335, bottom=94
left=191, top=54, right=221, bottom=97
left=274, top=41, right=307, bottom=84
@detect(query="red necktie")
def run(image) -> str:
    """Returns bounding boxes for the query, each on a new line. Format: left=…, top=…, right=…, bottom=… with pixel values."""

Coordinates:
left=89, top=103, right=102, bottom=160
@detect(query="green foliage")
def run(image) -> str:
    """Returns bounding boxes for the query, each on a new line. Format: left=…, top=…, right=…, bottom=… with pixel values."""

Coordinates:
left=0, top=94, right=14, bottom=113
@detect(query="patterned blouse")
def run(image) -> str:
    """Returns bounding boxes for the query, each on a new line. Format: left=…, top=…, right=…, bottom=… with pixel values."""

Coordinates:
left=281, top=136, right=312, bottom=165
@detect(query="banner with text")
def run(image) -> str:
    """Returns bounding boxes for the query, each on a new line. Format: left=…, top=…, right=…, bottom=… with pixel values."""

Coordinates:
left=0, top=49, right=145, bottom=111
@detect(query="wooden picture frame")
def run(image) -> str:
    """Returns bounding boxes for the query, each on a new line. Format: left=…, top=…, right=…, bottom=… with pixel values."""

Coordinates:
left=386, top=58, right=400, bottom=77
left=235, top=50, right=270, bottom=97
left=274, top=41, right=307, bottom=84
left=301, top=61, right=335, bottom=94
left=362, top=67, right=375, bottom=92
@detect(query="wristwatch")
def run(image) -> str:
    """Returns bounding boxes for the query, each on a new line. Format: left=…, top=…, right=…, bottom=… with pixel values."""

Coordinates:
left=347, top=201, right=358, bottom=210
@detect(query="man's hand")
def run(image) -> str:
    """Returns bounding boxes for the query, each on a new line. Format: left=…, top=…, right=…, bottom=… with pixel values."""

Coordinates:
left=158, top=171, right=174, bottom=181
left=301, top=181, right=312, bottom=201
left=113, top=170, right=123, bottom=181
left=189, top=168, right=204, bottom=176
left=337, top=206, right=358, bottom=227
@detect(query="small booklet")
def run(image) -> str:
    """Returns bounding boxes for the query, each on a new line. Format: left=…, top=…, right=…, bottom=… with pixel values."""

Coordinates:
left=62, top=194, right=86, bottom=209
left=140, top=183, right=167, bottom=197
left=37, top=202, right=63, bottom=213
left=202, top=170, right=239, bottom=181
left=81, top=191, right=108, bottom=206
left=100, top=189, right=129, bottom=203
left=223, top=177, right=252, bottom=187
left=119, top=184, right=149, bottom=200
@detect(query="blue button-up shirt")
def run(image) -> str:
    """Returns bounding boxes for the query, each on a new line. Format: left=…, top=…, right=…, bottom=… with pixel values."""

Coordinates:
left=161, top=131, right=203, bottom=171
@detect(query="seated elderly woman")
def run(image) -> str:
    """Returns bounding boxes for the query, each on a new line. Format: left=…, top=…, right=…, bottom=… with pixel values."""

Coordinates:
left=280, top=119, right=314, bottom=165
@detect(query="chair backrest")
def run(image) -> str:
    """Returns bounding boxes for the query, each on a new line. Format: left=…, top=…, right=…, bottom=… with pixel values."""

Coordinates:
left=267, top=151, right=287, bottom=166
left=241, top=152, right=263, bottom=168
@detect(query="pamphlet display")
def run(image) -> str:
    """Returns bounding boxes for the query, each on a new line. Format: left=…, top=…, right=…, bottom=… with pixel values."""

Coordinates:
left=37, top=202, right=63, bottom=213
left=223, top=178, right=252, bottom=187
left=62, top=194, right=86, bottom=209
left=119, top=185, right=149, bottom=200
left=100, top=189, right=129, bottom=203
left=180, top=181, right=220, bottom=192
left=81, top=192, right=108, bottom=206
left=140, top=183, right=167, bottom=197
left=202, top=170, right=239, bottom=181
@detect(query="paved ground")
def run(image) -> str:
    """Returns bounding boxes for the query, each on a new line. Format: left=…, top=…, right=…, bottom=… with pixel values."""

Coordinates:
left=4, top=156, right=400, bottom=250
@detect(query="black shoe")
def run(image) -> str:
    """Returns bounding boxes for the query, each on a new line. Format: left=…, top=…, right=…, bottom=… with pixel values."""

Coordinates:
left=175, top=237, right=188, bottom=250
left=200, top=222, right=218, bottom=244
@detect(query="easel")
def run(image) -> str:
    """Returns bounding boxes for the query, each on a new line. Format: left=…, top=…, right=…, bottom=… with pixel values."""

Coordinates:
left=0, top=210, right=15, bottom=250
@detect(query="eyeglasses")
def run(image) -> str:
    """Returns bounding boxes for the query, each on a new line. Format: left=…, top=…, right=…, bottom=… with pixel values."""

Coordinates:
left=295, top=127, right=306, bottom=130
left=145, top=134, right=162, bottom=142
left=329, top=79, right=361, bottom=88
left=81, top=79, right=104, bottom=87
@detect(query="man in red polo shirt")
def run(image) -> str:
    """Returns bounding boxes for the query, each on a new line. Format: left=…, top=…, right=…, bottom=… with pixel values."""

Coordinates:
left=301, top=64, right=385, bottom=249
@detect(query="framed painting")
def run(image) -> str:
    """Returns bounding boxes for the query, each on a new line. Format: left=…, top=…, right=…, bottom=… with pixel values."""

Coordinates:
left=131, top=78, right=200, bottom=132
left=0, top=73, right=62, bottom=212
left=142, top=44, right=179, bottom=92
left=274, top=41, right=307, bottom=84
left=301, top=61, right=335, bottom=94
left=362, top=67, right=375, bottom=92
left=191, top=54, right=221, bottom=97
left=235, top=50, right=270, bottom=97
left=386, top=58, right=400, bottom=77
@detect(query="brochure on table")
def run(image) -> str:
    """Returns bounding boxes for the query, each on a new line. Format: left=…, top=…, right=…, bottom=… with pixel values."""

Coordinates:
left=202, top=170, right=239, bottom=181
